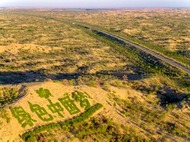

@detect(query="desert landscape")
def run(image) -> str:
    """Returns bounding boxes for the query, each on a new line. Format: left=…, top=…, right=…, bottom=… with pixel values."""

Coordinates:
left=0, top=8, right=189, bottom=142
left=37, top=9, right=190, bottom=67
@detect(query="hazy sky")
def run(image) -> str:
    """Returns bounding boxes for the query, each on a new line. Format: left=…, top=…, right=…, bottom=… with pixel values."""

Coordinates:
left=1, top=0, right=190, bottom=8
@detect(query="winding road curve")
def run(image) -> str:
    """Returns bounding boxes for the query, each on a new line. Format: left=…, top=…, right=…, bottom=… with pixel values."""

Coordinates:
left=75, top=22, right=190, bottom=75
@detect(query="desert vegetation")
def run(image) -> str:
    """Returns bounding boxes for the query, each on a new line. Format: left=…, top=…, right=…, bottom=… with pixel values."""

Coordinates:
left=33, top=9, right=190, bottom=67
left=0, top=9, right=189, bottom=142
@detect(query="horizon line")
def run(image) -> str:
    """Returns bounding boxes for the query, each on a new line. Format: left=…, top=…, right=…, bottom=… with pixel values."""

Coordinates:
left=1, top=6, right=190, bottom=9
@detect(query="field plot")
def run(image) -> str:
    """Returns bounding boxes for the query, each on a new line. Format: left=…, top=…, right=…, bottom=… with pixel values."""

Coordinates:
left=0, top=10, right=189, bottom=142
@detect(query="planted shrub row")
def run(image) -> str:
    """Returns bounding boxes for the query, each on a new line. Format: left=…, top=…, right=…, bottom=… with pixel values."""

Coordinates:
left=21, top=103, right=103, bottom=141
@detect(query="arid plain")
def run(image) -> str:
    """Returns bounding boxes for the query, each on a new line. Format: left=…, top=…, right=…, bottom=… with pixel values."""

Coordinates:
left=0, top=9, right=189, bottom=142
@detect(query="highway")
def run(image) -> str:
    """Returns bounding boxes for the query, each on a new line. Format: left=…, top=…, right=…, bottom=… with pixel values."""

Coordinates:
left=75, top=23, right=190, bottom=75
left=15, top=13, right=190, bottom=75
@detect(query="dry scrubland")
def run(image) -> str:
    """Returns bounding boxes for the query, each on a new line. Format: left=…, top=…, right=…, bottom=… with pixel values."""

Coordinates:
left=0, top=13, right=128, bottom=84
left=0, top=10, right=189, bottom=142
left=37, top=9, right=190, bottom=67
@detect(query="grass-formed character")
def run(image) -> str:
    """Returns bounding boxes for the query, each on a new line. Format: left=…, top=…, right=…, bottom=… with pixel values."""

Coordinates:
left=11, top=106, right=36, bottom=128
left=28, top=102, right=53, bottom=122
left=72, top=91, right=91, bottom=110
left=58, top=95, right=80, bottom=115
left=36, top=88, right=53, bottom=99
left=47, top=99, right=64, bottom=118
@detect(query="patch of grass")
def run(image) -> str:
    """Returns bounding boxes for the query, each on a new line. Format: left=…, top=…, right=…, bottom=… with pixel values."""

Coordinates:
left=21, top=103, right=103, bottom=141
left=0, top=87, right=19, bottom=107
left=0, top=109, right=11, bottom=124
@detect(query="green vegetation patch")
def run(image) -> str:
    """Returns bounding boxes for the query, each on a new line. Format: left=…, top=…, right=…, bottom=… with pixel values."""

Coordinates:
left=11, top=106, right=36, bottom=128
left=58, top=95, right=81, bottom=115
left=72, top=91, right=91, bottom=110
left=0, top=87, right=19, bottom=107
left=21, top=103, right=103, bottom=141
left=36, top=88, right=53, bottom=99
left=0, top=109, right=11, bottom=125
left=28, top=102, right=54, bottom=122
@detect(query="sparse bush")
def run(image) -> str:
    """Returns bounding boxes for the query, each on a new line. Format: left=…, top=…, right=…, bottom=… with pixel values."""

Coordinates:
left=0, top=87, right=19, bottom=106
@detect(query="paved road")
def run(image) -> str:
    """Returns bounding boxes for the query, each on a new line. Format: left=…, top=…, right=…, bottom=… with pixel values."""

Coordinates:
left=15, top=13, right=190, bottom=75
left=75, top=23, right=190, bottom=75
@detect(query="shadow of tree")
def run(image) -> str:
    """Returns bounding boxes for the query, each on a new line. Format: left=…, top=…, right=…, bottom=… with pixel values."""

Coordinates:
left=131, top=82, right=189, bottom=109
left=156, top=87, right=190, bottom=109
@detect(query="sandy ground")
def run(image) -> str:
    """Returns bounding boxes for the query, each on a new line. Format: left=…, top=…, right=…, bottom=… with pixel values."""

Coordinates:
left=0, top=81, right=141, bottom=142
left=0, top=43, right=62, bottom=54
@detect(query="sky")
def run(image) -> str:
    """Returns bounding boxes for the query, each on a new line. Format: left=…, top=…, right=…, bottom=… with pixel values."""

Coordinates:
left=1, top=0, right=190, bottom=8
